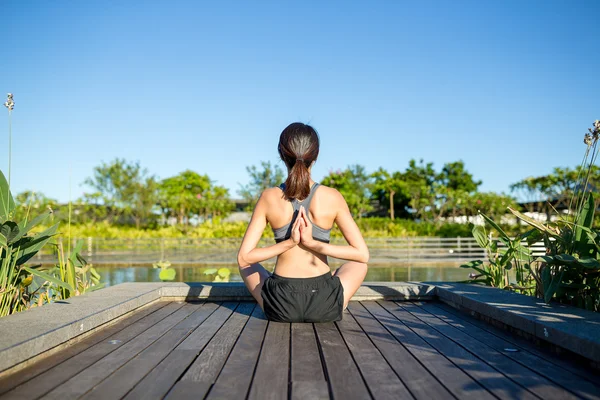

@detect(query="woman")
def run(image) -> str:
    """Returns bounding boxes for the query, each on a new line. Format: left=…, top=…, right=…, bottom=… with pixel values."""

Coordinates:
left=237, top=122, right=369, bottom=322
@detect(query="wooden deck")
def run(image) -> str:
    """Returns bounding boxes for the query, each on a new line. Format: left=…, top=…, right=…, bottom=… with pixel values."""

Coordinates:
left=0, top=301, right=598, bottom=400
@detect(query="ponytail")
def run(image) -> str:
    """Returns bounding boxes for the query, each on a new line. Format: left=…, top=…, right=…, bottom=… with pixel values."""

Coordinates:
left=278, top=122, right=320, bottom=200
left=284, top=159, right=311, bottom=200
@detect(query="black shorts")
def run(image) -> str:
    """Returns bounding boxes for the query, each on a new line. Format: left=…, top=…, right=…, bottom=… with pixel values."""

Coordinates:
left=261, top=271, right=344, bottom=323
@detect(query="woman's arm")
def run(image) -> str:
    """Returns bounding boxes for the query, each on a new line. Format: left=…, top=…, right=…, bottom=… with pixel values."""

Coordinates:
left=298, top=195, right=369, bottom=263
left=237, top=191, right=302, bottom=268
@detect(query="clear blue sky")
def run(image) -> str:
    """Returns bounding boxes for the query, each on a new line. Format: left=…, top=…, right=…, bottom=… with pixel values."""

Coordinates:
left=2, top=0, right=599, bottom=202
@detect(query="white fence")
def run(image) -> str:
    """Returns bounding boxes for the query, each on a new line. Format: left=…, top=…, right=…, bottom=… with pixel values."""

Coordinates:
left=34, top=237, right=548, bottom=265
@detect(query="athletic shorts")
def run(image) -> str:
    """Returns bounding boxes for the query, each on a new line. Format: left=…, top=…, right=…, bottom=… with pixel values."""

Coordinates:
left=261, top=271, right=344, bottom=323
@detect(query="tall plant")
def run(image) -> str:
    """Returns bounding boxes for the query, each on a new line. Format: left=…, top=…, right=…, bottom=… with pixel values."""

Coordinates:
left=0, top=171, right=62, bottom=316
left=466, top=120, right=600, bottom=311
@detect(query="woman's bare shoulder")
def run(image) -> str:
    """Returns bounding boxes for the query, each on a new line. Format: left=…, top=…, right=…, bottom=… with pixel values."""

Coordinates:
left=316, top=184, right=345, bottom=204
left=259, top=187, right=285, bottom=203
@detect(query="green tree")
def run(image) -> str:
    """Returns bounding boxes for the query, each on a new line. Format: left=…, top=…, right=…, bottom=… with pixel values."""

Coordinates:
left=321, top=165, right=373, bottom=218
left=400, top=159, right=437, bottom=220
left=371, top=168, right=407, bottom=219
left=197, top=184, right=235, bottom=220
left=83, top=158, right=158, bottom=228
left=14, top=191, right=58, bottom=221
left=158, top=170, right=212, bottom=225
left=510, top=166, right=600, bottom=217
left=238, top=161, right=285, bottom=209
left=437, top=160, right=482, bottom=192
left=434, top=161, right=482, bottom=221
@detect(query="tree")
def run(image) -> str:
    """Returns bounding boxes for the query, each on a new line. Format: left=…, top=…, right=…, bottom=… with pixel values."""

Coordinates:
left=238, top=161, right=285, bottom=209
left=371, top=168, right=407, bottom=219
left=433, top=161, right=482, bottom=221
left=400, top=159, right=437, bottom=220
left=321, top=165, right=373, bottom=218
left=84, top=158, right=158, bottom=228
left=510, top=166, right=600, bottom=217
left=14, top=191, right=58, bottom=221
left=158, top=170, right=212, bottom=225
left=438, top=161, right=482, bottom=192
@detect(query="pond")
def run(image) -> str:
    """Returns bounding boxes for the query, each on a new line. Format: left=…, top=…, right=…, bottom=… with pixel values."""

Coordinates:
left=96, top=263, right=473, bottom=287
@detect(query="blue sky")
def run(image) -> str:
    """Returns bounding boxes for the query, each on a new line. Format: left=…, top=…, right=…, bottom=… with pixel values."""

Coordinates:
left=2, top=0, right=599, bottom=202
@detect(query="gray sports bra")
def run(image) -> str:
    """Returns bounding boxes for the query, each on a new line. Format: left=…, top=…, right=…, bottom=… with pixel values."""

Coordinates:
left=272, top=182, right=332, bottom=243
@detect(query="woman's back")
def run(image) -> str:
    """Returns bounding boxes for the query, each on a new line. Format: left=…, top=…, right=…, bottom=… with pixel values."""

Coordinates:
left=262, top=182, right=340, bottom=277
left=237, top=122, right=368, bottom=322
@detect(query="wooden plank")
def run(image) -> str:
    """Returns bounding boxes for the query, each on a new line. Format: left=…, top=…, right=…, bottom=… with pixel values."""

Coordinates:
left=206, top=306, right=268, bottom=400
left=314, top=320, right=370, bottom=400
left=403, top=302, right=563, bottom=400
left=291, top=323, right=325, bottom=382
left=83, top=302, right=227, bottom=400
left=127, top=303, right=254, bottom=400
left=180, top=302, right=254, bottom=382
left=4, top=302, right=184, bottom=400
left=248, top=321, right=290, bottom=400
left=0, top=301, right=169, bottom=396
left=425, top=302, right=600, bottom=400
left=435, top=301, right=600, bottom=384
left=381, top=301, right=527, bottom=400
left=175, top=302, right=238, bottom=351
left=165, top=381, right=212, bottom=399
left=291, top=381, right=330, bottom=400
left=348, top=302, right=454, bottom=400
left=41, top=303, right=200, bottom=400
left=337, top=306, right=411, bottom=399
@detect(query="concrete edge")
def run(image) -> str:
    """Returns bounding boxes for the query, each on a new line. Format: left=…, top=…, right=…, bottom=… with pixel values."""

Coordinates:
left=432, top=282, right=600, bottom=364
left=0, top=283, right=163, bottom=374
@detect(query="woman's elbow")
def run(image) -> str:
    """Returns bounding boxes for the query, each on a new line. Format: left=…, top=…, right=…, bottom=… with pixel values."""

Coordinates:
left=361, top=248, right=370, bottom=264
left=237, top=252, right=249, bottom=268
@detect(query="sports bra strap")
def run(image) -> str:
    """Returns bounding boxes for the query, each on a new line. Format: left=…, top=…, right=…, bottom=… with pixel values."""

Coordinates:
left=279, top=182, right=319, bottom=211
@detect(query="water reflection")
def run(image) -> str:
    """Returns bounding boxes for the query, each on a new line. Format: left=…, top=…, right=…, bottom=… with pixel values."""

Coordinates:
left=96, top=264, right=473, bottom=287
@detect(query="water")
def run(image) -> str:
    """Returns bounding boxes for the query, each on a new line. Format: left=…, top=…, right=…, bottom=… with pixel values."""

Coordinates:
left=96, top=263, right=473, bottom=287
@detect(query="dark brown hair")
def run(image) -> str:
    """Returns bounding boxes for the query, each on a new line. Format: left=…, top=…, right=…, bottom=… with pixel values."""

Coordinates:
left=278, top=122, right=320, bottom=200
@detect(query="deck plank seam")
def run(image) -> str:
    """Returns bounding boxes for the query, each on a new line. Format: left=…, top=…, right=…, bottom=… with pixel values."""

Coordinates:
left=403, top=301, right=547, bottom=399
left=78, top=302, right=206, bottom=399
left=333, top=303, right=378, bottom=400
left=395, top=301, right=538, bottom=400
left=0, top=301, right=171, bottom=397
left=429, top=302, right=600, bottom=396
left=201, top=302, right=257, bottom=400
left=313, top=321, right=372, bottom=399
left=392, top=301, right=504, bottom=399
left=244, top=318, right=271, bottom=400
left=344, top=302, right=416, bottom=400
left=79, top=302, right=213, bottom=400
left=435, top=301, right=600, bottom=382
left=166, top=301, right=244, bottom=399
left=171, top=301, right=241, bottom=400
left=366, top=301, right=460, bottom=400
left=161, top=302, right=225, bottom=400
left=381, top=299, right=498, bottom=399
left=30, top=301, right=189, bottom=400
left=287, top=323, right=292, bottom=400
left=413, top=301, right=584, bottom=399
left=312, top=322, right=334, bottom=400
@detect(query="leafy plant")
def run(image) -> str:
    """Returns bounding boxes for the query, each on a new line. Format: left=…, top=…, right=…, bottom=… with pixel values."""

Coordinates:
left=0, top=171, right=60, bottom=316
left=465, top=120, right=600, bottom=311
left=203, top=267, right=231, bottom=282
left=153, top=260, right=176, bottom=281
left=461, top=213, right=535, bottom=292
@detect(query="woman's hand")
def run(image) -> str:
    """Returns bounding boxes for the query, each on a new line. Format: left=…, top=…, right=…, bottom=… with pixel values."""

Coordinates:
left=290, top=210, right=303, bottom=245
left=298, top=206, right=315, bottom=247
